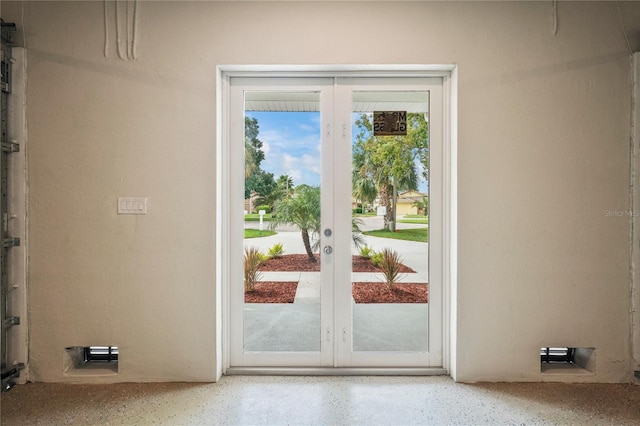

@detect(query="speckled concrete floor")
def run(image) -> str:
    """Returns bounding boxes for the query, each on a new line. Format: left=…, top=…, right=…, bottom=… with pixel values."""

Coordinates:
left=1, top=376, right=640, bottom=425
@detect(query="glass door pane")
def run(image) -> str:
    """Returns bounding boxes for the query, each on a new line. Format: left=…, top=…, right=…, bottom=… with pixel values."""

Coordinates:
left=242, top=90, right=323, bottom=353
left=350, top=90, right=430, bottom=353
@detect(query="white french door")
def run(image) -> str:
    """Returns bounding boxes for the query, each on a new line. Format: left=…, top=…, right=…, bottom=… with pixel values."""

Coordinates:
left=225, top=74, right=444, bottom=370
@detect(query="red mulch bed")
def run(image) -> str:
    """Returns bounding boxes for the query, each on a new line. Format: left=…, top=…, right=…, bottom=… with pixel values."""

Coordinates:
left=259, top=254, right=415, bottom=273
left=244, top=281, right=298, bottom=303
left=352, top=282, right=428, bottom=303
left=247, top=255, right=426, bottom=303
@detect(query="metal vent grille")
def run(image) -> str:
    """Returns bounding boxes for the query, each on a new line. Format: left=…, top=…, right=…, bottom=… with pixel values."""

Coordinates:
left=84, top=346, right=118, bottom=363
left=540, top=347, right=574, bottom=364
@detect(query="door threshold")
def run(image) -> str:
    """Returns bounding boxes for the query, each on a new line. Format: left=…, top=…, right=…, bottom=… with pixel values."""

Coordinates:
left=226, top=367, right=448, bottom=376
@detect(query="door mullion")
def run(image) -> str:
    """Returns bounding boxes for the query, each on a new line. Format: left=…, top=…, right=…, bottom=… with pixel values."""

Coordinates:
left=333, top=79, right=355, bottom=366
left=320, top=81, right=335, bottom=367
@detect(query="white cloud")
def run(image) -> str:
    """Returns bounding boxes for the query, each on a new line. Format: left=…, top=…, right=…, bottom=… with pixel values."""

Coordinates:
left=300, top=154, right=321, bottom=176
left=279, top=153, right=320, bottom=186
left=248, top=111, right=322, bottom=186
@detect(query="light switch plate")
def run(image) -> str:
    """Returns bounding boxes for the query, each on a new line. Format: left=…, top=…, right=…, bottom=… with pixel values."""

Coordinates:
left=117, top=197, right=147, bottom=215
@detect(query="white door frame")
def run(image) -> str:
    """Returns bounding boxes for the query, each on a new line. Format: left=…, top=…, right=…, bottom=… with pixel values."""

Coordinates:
left=216, top=65, right=457, bottom=377
left=334, top=77, right=443, bottom=368
left=228, top=77, right=335, bottom=368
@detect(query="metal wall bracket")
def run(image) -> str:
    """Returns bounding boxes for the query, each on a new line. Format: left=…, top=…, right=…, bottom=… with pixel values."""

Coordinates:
left=2, top=142, right=18, bottom=153
left=0, top=20, right=16, bottom=44
left=2, top=316, right=19, bottom=329
left=2, top=237, right=19, bottom=248
left=0, top=61, right=9, bottom=94
left=1, top=363, right=24, bottom=392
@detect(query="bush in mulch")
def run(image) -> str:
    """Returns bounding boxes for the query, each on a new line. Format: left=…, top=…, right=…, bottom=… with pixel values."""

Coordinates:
left=258, top=254, right=415, bottom=273
left=352, top=282, right=428, bottom=303
left=244, top=281, right=298, bottom=303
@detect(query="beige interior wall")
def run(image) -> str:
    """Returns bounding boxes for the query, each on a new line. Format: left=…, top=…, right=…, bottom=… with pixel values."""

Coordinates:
left=0, top=0, right=637, bottom=383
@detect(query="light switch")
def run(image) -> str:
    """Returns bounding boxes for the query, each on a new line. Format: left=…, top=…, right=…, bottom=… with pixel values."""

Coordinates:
left=118, top=197, right=147, bottom=215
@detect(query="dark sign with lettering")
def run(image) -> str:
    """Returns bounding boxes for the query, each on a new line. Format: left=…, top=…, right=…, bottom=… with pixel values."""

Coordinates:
left=373, top=111, right=407, bottom=136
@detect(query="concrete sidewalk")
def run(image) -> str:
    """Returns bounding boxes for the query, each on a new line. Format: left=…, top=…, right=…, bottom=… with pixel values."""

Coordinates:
left=243, top=217, right=430, bottom=352
left=244, top=302, right=429, bottom=352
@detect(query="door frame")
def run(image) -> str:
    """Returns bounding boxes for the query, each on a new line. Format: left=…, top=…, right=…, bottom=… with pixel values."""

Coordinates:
left=216, top=65, right=457, bottom=378
left=228, top=77, right=336, bottom=368
left=334, top=77, right=443, bottom=368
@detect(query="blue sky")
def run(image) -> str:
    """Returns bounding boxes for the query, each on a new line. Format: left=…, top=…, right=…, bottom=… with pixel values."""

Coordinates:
left=246, top=111, right=428, bottom=193
left=247, top=111, right=322, bottom=187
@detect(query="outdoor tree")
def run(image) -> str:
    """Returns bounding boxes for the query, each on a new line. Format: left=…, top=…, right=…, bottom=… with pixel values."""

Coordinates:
left=255, top=174, right=295, bottom=208
left=271, top=184, right=321, bottom=263
left=270, top=184, right=366, bottom=262
left=244, top=117, right=264, bottom=178
left=244, top=117, right=278, bottom=208
left=245, top=171, right=277, bottom=200
left=352, top=173, right=377, bottom=213
left=411, top=196, right=429, bottom=216
left=277, top=174, right=295, bottom=198
left=352, top=113, right=428, bottom=228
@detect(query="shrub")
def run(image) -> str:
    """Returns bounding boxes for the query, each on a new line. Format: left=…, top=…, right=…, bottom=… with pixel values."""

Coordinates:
left=256, top=205, right=271, bottom=214
left=359, top=245, right=375, bottom=259
left=268, top=242, right=284, bottom=259
left=244, top=247, right=263, bottom=292
left=377, top=248, right=404, bottom=291
left=371, top=252, right=383, bottom=268
left=352, top=207, right=363, bottom=214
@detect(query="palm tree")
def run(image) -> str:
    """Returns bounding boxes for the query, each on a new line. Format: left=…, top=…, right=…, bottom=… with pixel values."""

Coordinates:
left=255, top=174, right=296, bottom=214
left=271, top=185, right=321, bottom=262
left=352, top=175, right=377, bottom=213
left=271, top=185, right=367, bottom=262
left=411, top=196, right=429, bottom=216
left=277, top=175, right=295, bottom=198
left=351, top=217, right=366, bottom=250
left=352, top=113, right=426, bottom=228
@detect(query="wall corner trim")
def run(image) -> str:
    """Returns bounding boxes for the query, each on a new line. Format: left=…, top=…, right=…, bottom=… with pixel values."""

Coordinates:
left=631, top=52, right=640, bottom=374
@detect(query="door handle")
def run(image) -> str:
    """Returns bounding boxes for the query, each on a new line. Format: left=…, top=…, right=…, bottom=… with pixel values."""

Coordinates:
left=323, top=246, right=333, bottom=255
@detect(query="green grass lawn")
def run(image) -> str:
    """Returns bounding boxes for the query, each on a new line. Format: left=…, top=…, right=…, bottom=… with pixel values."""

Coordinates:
left=244, top=213, right=273, bottom=222
left=404, top=214, right=427, bottom=218
left=397, top=219, right=428, bottom=224
left=363, top=227, right=428, bottom=243
left=244, top=229, right=276, bottom=238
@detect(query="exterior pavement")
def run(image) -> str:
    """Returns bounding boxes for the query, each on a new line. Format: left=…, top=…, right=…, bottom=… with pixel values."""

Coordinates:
left=243, top=215, right=430, bottom=353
